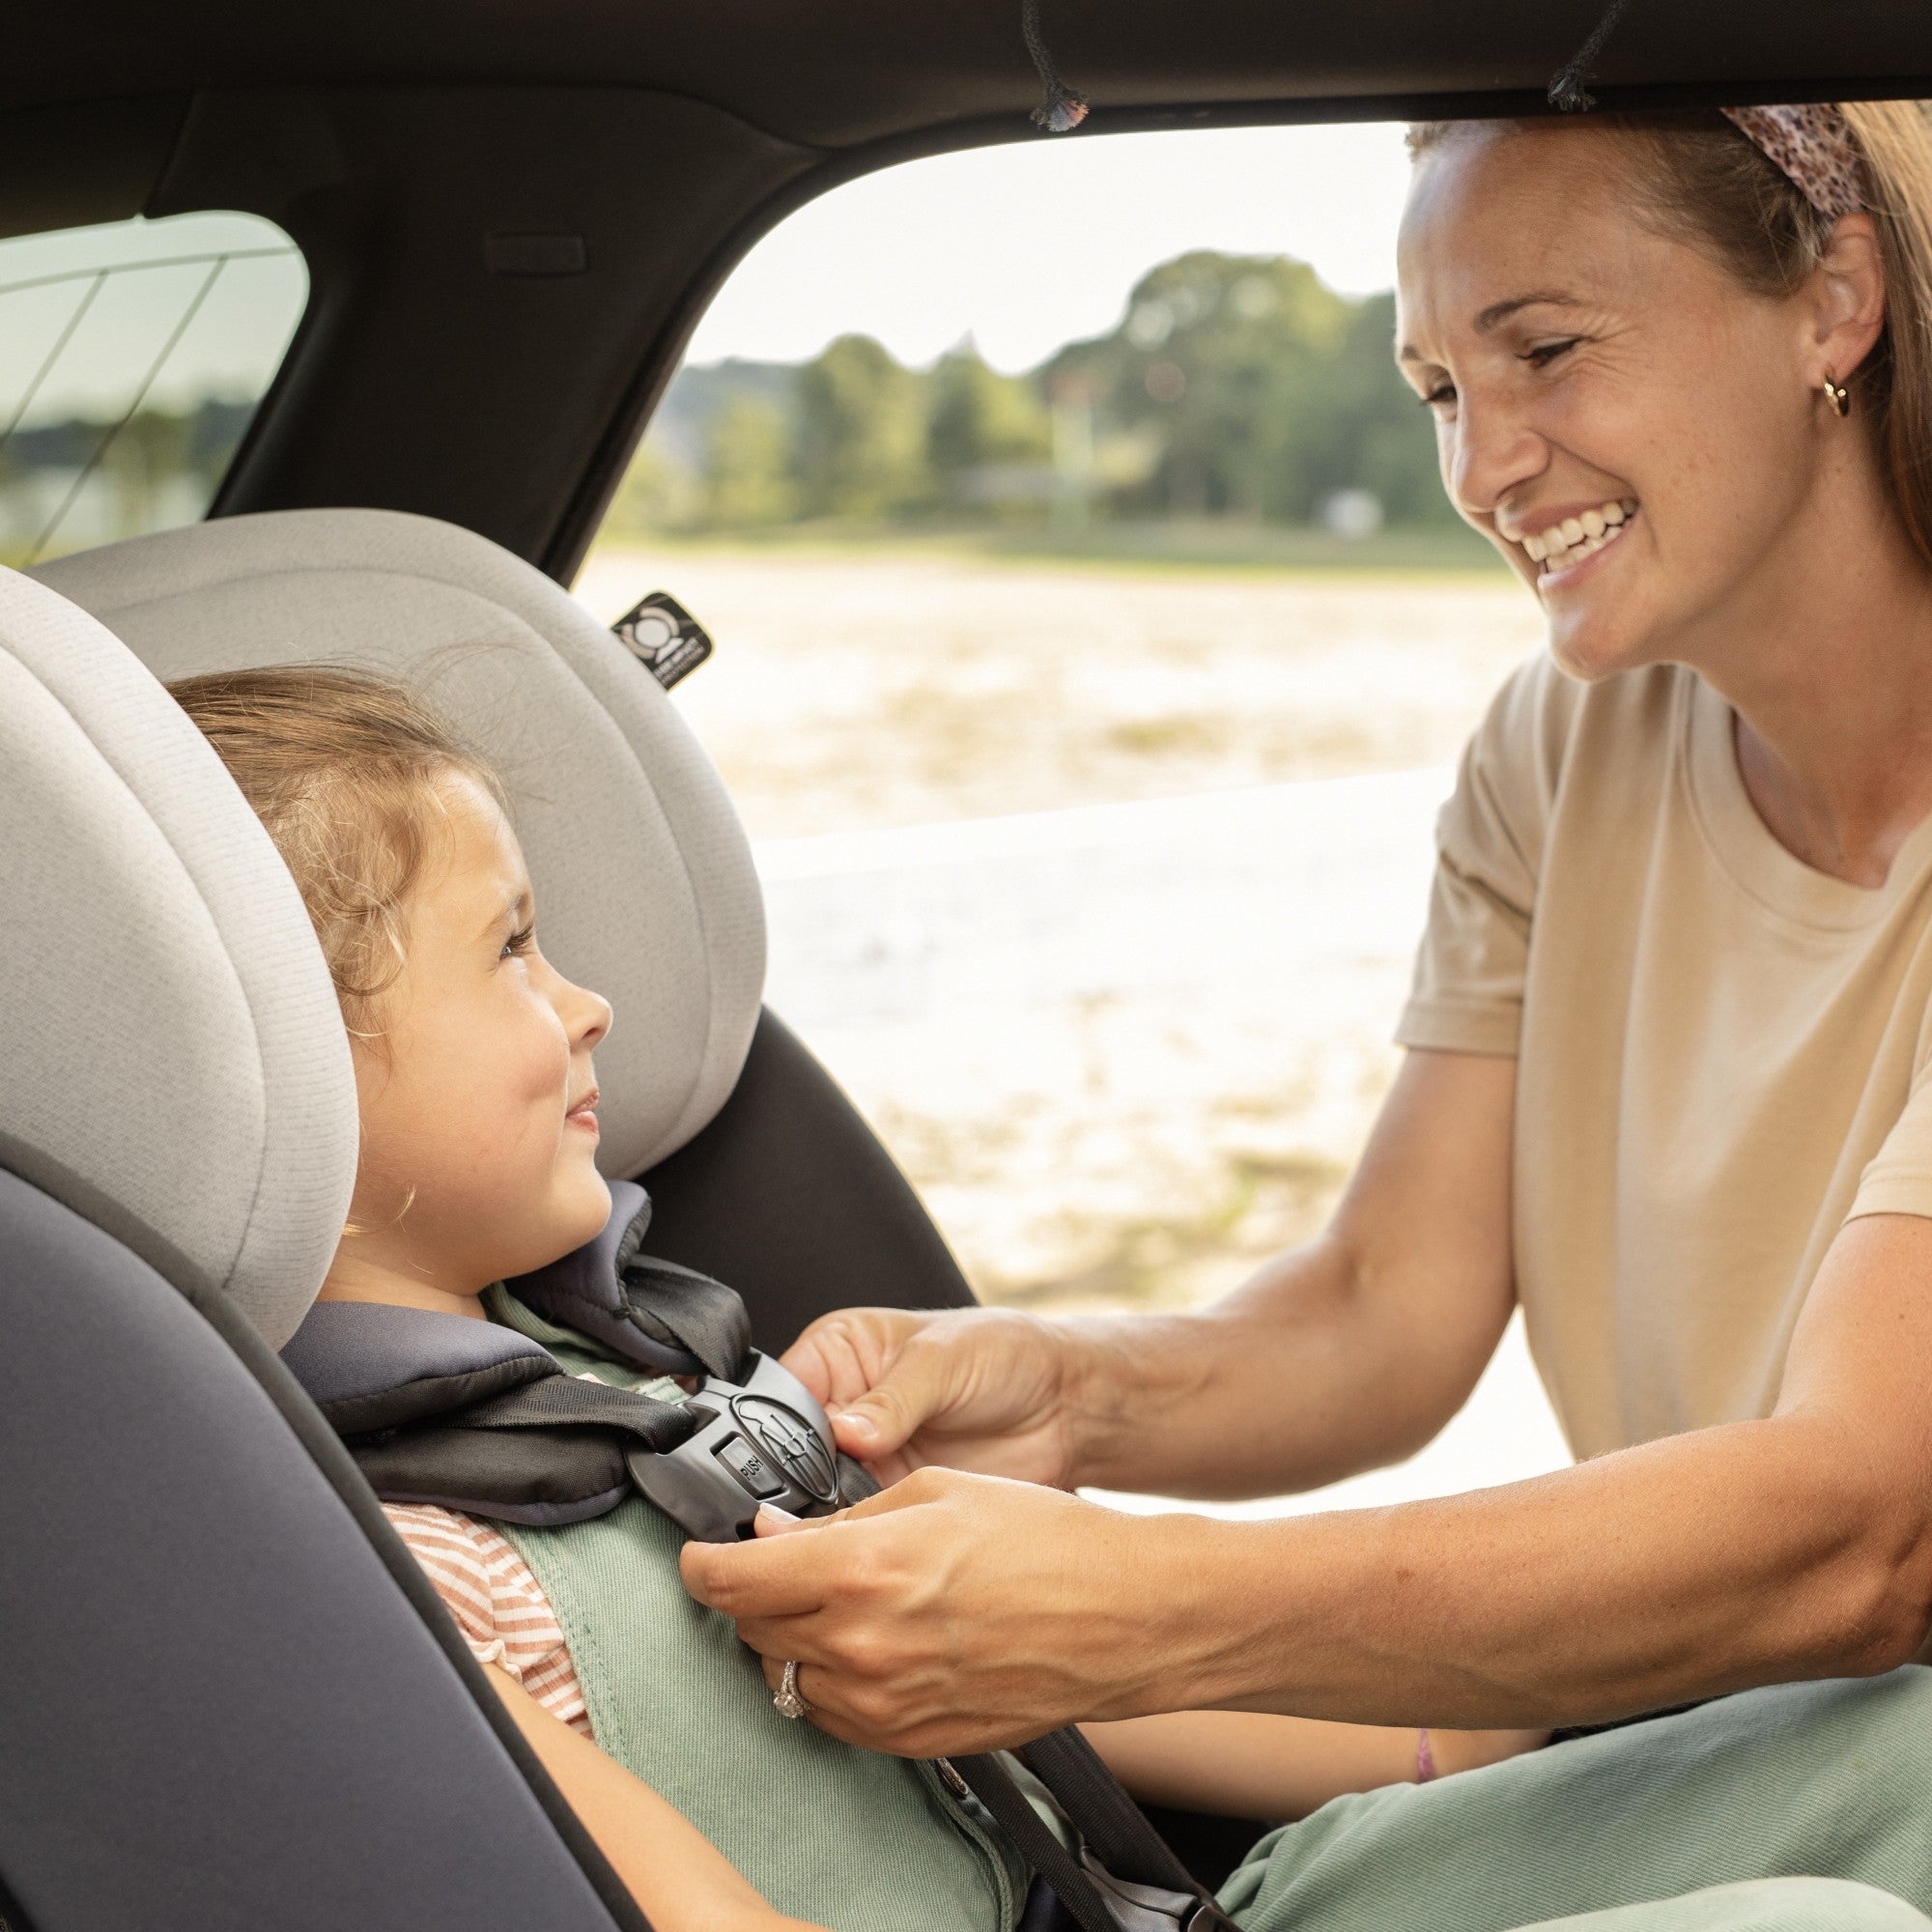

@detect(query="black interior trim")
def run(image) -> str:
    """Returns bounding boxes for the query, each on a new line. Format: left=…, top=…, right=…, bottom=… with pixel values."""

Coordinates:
left=640, top=1008, right=979, bottom=1354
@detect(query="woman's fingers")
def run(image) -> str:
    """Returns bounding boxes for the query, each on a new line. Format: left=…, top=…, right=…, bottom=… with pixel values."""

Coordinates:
left=782, top=1310, right=902, bottom=1411
left=682, top=1466, right=1206, bottom=1758
left=679, top=1520, right=837, bottom=1620
left=788, top=1306, right=1083, bottom=1486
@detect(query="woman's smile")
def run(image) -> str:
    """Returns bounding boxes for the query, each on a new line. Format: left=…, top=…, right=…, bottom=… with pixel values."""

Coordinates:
left=1517, top=497, right=1639, bottom=571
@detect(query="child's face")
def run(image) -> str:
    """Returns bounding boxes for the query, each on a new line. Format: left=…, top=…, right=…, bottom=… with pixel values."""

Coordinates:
left=339, top=770, right=614, bottom=1301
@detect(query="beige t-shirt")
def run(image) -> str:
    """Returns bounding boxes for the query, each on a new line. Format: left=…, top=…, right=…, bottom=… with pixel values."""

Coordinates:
left=1399, top=654, right=1932, bottom=1462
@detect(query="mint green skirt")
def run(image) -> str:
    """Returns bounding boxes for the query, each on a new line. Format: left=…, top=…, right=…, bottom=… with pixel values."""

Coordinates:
left=1221, top=1669, right=1932, bottom=1932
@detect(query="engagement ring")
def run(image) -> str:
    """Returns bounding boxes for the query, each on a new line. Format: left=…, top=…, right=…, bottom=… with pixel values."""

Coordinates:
left=774, top=1659, right=811, bottom=1720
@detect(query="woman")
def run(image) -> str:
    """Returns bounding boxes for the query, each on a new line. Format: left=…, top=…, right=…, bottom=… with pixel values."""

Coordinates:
left=684, top=102, right=1932, bottom=1929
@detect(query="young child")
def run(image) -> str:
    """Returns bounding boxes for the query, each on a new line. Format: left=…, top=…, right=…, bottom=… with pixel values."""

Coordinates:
left=170, top=663, right=1545, bottom=1932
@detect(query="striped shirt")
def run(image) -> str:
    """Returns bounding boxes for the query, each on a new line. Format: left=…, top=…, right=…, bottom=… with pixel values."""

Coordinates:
left=384, top=1501, right=592, bottom=1737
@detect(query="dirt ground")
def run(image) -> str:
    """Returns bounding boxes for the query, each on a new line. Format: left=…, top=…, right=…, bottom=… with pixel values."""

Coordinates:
left=576, top=544, right=1545, bottom=1313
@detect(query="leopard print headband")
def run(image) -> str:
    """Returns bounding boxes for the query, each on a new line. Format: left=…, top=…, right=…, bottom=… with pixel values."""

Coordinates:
left=1719, top=104, right=1865, bottom=221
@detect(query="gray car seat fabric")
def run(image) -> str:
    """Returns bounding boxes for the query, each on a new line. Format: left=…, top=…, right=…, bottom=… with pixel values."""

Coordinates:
left=0, top=1164, right=640, bottom=1932
left=0, top=565, right=355, bottom=1349
left=33, top=507, right=766, bottom=1189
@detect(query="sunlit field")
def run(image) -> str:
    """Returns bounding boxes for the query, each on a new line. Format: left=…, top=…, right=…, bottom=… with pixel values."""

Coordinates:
left=577, top=541, right=1571, bottom=1511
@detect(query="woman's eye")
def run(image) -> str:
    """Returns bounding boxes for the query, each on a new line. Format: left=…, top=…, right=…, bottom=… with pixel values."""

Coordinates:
left=1521, top=338, right=1579, bottom=368
left=502, top=923, right=536, bottom=960
left=1418, top=382, right=1457, bottom=412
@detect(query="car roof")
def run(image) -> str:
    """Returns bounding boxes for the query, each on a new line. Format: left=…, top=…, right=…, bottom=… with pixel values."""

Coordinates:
left=14, top=2, right=1932, bottom=146
left=8, top=3, right=1929, bottom=578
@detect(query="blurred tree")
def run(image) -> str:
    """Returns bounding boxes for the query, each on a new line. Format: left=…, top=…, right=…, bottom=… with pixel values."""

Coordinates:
left=925, top=342, right=1051, bottom=501
left=703, top=395, right=796, bottom=526
left=465, top=249, right=1474, bottom=541
left=1043, top=252, right=1459, bottom=530
left=602, top=440, right=696, bottom=536
left=791, top=334, right=929, bottom=517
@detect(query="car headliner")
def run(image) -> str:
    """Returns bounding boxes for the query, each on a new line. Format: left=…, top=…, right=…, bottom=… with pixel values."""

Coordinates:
left=14, top=1, right=1932, bottom=147
left=9, top=2, right=1932, bottom=577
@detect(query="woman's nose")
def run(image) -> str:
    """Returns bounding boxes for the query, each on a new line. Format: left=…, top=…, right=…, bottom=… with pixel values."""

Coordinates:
left=1447, top=390, right=1547, bottom=522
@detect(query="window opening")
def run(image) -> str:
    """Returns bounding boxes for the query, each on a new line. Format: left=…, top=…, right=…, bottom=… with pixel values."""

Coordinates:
left=584, top=128, right=1564, bottom=1516
left=0, top=213, right=308, bottom=565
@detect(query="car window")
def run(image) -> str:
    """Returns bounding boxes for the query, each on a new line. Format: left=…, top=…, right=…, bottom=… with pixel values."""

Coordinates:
left=581, top=127, right=1564, bottom=1513
left=0, top=211, right=307, bottom=566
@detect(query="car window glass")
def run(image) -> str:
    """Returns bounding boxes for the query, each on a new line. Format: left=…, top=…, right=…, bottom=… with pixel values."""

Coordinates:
left=582, top=128, right=1564, bottom=1512
left=0, top=211, right=307, bottom=565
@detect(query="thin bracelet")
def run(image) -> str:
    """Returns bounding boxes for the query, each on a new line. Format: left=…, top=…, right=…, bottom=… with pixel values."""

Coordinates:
left=1415, top=1728, right=1437, bottom=1783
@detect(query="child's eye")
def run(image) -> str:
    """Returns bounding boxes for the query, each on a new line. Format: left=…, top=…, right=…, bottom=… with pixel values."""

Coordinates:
left=502, top=923, right=536, bottom=960
left=1520, top=338, right=1579, bottom=368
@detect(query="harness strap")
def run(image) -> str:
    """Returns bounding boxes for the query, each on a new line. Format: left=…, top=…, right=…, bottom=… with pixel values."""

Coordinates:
left=458, top=1371, right=700, bottom=1452
left=1019, top=1728, right=1210, bottom=1901
left=944, top=1754, right=1124, bottom=1932
left=510, top=1179, right=752, bottom=1379
left=944, top=1751, right=1233, bottom=1932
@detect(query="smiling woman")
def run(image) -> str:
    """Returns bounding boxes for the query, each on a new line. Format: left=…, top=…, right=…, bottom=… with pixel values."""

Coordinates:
left=678, top=98, right=1932, bottom=1932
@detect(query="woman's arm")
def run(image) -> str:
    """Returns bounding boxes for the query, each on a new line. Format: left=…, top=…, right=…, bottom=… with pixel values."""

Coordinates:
left=1080, top=1712, right=1548, bottom=1821
left=782, top=1048, right=1519, bottom=1500
left=684, top=1213, right=1932, bottom=1756
left=479, top=1662, right=824, bottom=1932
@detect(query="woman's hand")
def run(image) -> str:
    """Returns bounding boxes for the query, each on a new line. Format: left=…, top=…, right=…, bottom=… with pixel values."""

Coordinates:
left=679, top=1470, right=1218, bottom=1757
left=781, top=1304, right=1090, bottom=1488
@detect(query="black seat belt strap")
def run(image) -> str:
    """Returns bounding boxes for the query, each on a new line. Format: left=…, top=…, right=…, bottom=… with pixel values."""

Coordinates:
left=1021, top=1727, right=1210, bottom=1899
left=942, top=1753, right=1132, bottom=1932
left=459, top=1370, right=699, bottom=1452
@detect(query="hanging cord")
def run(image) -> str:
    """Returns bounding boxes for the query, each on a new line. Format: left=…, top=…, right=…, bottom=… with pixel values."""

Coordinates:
left=1547, top=0, right=1634, bottom=112
left=1022, top=0, right=1090, bottom=131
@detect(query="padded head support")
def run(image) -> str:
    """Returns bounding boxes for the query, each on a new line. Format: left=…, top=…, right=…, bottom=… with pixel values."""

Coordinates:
left=0, top=566, right=357, bottom=1346
left=34, top=507, right=767, bottom=1194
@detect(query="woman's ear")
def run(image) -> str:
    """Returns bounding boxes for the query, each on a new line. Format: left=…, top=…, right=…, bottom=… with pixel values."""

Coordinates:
left=1810, top=211, right=1888, bottom=383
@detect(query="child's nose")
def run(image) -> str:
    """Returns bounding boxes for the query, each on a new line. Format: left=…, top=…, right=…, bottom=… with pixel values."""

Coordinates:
left=573, top=983, right=614, bottom=1050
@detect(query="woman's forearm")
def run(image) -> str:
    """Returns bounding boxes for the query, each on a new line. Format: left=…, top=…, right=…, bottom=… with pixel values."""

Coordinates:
left=1058, top=1051, right=1520, bottom=1501
left=1156, top=1411, right=1927, bottom=1729
left=1059, top=1234, right=1496, bottom=1499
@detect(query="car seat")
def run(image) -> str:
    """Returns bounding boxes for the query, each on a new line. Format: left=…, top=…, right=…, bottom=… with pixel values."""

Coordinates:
left=0, top=509, right=977, bottom=1930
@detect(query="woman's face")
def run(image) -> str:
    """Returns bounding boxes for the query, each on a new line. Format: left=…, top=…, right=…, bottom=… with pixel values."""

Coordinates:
left=341, top=771, right=614, bottom=1301
left=1395, top=125, right=1850, bottom=682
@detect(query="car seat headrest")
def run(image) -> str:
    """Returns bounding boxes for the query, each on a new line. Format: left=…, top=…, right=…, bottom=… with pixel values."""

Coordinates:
left=0, top=566, right=357, bottom=1347
left=33, top=509, right=768, bottom=1225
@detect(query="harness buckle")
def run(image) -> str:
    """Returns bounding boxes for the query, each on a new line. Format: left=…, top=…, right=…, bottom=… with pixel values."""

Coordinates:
left=625, top=1349, right=846, bottom=1542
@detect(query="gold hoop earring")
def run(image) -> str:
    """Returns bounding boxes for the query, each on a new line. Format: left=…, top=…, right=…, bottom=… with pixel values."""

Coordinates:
left=1821, top=372, right=1850, bottom=417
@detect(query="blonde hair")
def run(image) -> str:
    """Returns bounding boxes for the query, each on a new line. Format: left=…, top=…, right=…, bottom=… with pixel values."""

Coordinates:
left=1407, top=103, right=1932, bottom=564
left=168, top=665, right=502, bottom=1041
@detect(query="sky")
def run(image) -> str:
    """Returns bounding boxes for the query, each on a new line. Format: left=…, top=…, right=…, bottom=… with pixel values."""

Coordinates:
left=685, top=121, right=1416, bottom=374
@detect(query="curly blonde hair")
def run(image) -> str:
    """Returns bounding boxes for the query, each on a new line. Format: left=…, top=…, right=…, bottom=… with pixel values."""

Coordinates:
left=168, top=665, right=503, bottom=1042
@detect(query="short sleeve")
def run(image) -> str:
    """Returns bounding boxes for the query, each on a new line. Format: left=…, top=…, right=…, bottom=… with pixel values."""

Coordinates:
left=382, top=1502, right=590, bottom=1735
left=1396, top=656, right=1568, bottom=1059
left=1849, top=1056, right=1932, bottom=1224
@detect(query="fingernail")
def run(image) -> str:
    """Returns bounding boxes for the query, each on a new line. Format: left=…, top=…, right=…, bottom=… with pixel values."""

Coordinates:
left=839, top=1410, right=876, bottom=1440
left=755, top=1504, right=800, bottom=1531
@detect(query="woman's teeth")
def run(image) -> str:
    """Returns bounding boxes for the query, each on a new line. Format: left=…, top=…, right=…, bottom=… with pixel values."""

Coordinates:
left=1521, top=498, right=1637, bottom=570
